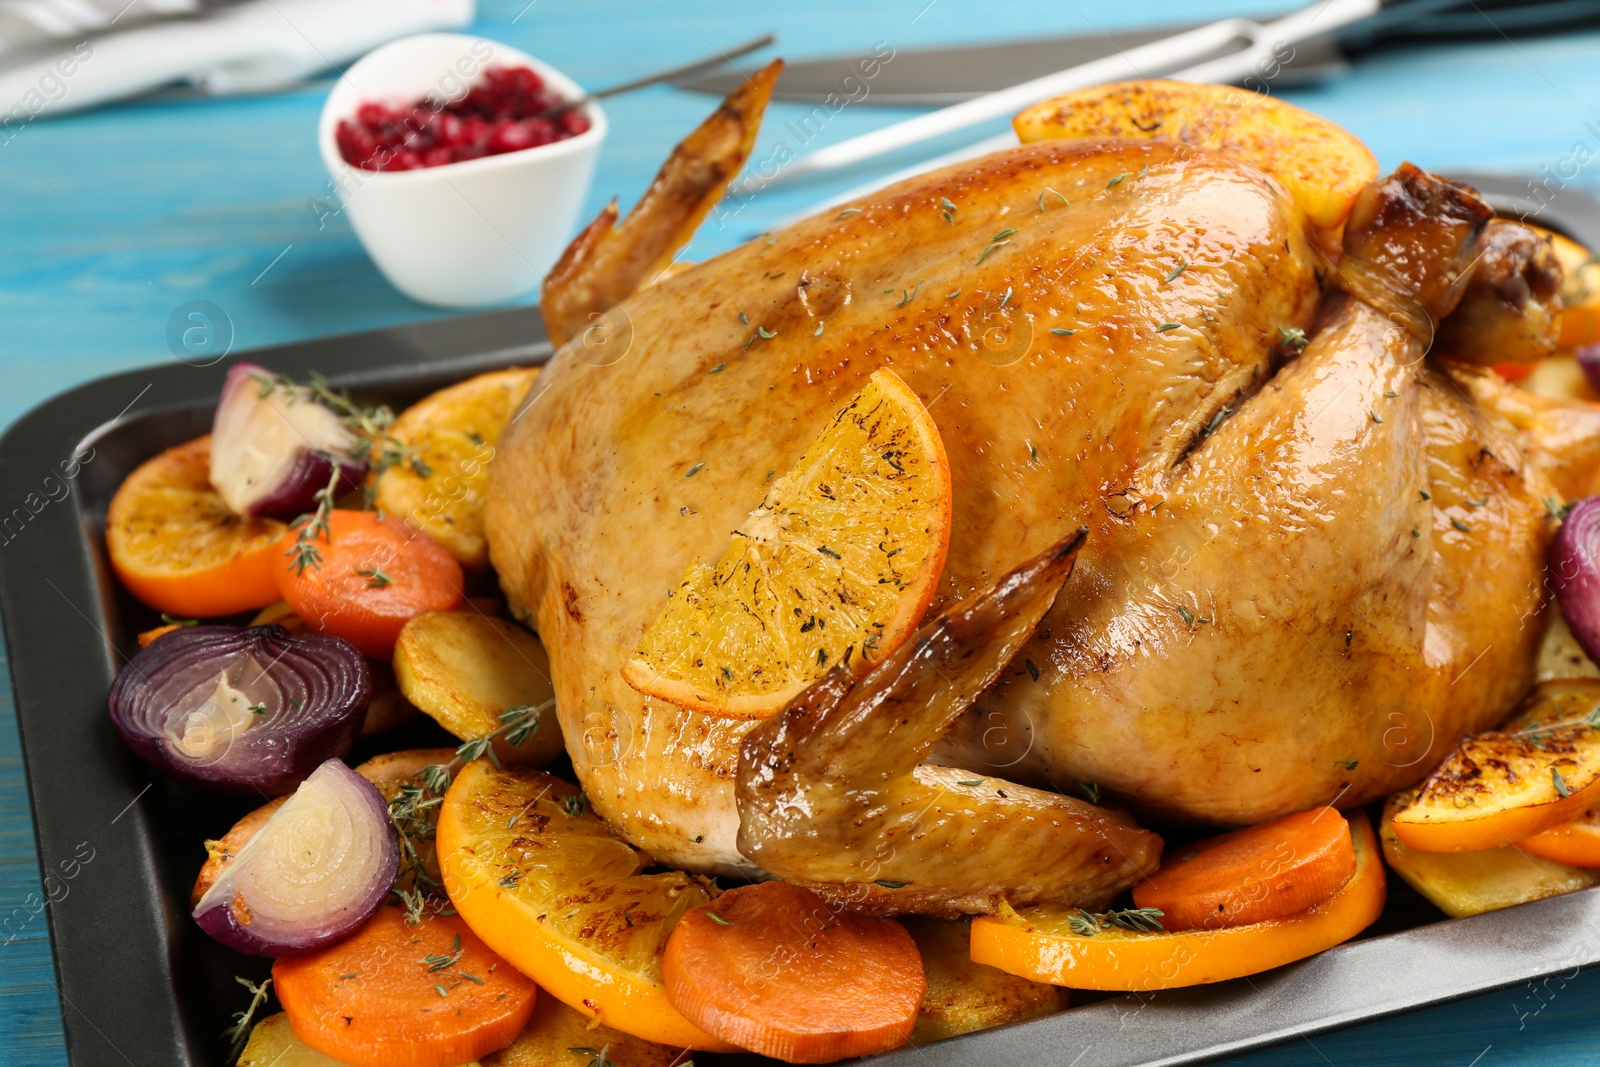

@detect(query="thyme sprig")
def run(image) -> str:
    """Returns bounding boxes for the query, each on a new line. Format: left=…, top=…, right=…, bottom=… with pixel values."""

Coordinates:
left=1066, top=906, right=1166, bottom=937
left=285, top=464, right=343, bottom=575
left=388, top=700, right=553, bottom=920
left=224, top=976, right=272, bottom=1062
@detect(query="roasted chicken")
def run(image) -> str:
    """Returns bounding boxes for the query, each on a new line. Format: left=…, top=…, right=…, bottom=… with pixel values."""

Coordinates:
left=486, top=78, right=1589, bottom=913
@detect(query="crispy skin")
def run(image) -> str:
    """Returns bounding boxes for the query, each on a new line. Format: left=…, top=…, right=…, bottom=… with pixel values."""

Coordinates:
left=539, top=61, right=781, bottom=348
left=939, top=165, right=1553, bottom=824
left=489, top=137, right=1323, bottom=873
left=736, top=533, right=1161, bottom=916
left=1434, top=219, right=1563, bottom=366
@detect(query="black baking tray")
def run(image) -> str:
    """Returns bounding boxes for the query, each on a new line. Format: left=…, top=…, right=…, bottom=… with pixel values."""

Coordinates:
left=4, top=174, right=1600, bottom=1067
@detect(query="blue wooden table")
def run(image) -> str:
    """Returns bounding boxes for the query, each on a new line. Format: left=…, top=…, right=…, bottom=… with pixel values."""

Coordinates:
left=6, top=1, right=1600, bottom=1063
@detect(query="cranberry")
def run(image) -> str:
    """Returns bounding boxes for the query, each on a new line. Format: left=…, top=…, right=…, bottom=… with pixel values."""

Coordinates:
left=338, top=66, right=587, bottom=171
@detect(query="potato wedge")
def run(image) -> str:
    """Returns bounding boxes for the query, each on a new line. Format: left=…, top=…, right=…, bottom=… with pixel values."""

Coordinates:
left=393, top=611, right=564, bottom=766
left=1013, top=79, right=1378, bottom=231
left=903, top=917, right=1064, bottom=1044
left=1537, top=608, right=1600, bottom=683
left=1390, top=679, right=1600, bottom=852
left=372, top=367, right=540, bottom=571
left=1381, top=791, right=1600, bottom=917
left=191, top=748, right=456, bottom=905
left=481, top=994, right=678, bottom=1067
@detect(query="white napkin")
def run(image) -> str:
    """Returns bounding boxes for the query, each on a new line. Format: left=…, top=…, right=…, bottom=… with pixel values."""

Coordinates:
left=0, top=0, right=474, bottom=122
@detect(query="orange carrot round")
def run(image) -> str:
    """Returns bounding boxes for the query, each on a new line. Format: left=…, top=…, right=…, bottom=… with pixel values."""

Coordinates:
left=662, top=881, right=926, bottom=1063
left=1133, top=807, right=1358, bottom=930
left=106, top=436, right=285, bottom=617
left=274, top=510, right=463, bottom=658
left=273, top=904, right=535, bottom=1067
left=1518, top=808, right=1600, bottom=867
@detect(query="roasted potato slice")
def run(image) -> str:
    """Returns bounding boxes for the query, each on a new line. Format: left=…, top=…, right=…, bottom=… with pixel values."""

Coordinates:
left=191, top=748, right=456, bottom=905
left=1389, top=679, right=1600, bottom=852
left=1381, top=791, right=1600, bottom=917
left=1523, top=355, right=1600, bottom=403
left=372, top=367, right=540, bottom=571
left=482, top=994, right=678, bottom=1067
left=1013, top=79, right=1378, bottom=231
left=393, top=611, right=564, bottom=766
left=904, top=917, right=1064, bottom=1044
left=1537, top=608, right=1600, bottom=682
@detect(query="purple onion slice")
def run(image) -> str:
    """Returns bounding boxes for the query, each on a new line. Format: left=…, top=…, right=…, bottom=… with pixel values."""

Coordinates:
left=1553, top=496, right=1600, bottom=660
left=107, top=625, right=370, bottom=795
left=193, top=759, right=398, bottom=956
left=1576, top=344, right=1600, bottom=396
left=210, top=362, right=367, bottom=520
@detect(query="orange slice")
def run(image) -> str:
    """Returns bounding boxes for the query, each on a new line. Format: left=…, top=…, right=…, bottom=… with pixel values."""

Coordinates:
left=1532, top=226, right=1600, bottom=351
left=106, top=435, right=286, bottom=617
left=436, top=760, right=735, bottom=1052
left=1013, top=79, right=1378, bottom=231
left=622, top=368, right=951, bottom=719
left=970, top=813, right=1385, bottom=991
left=1518, top=807, right=1600, bottom=867
left=1389, top=679, right=1600, bottom=852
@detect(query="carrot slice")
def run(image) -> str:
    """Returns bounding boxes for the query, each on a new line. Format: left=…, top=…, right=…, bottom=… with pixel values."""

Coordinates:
left=971, top=812, right=1385, bottom=991
left=274, top=510, right=463, bottom=658
left=1517, top=807, right=1600, bottom=867
left=1132, top=808, right=1357, bottom=930
left=106, top=435, right=285, bottom=617
left=662, top=881, right=926, bottom=1063
left=273, top=904, right=535, bottom=1067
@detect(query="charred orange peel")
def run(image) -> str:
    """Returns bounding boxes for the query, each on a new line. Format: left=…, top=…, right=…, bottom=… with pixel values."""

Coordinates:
left=1389, top=680, right=1600, bottom=853
left=970, top=812, right=1385, bottom=990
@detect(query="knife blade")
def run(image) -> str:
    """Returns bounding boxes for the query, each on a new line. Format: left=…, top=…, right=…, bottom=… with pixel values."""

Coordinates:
left=680, top=25, right=1347, bottom=106
left=676, top=0, right=1600, bottom=106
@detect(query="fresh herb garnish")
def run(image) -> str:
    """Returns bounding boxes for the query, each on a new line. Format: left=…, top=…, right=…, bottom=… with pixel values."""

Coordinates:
left=874, top=879, right=910, bottom=889
left=160, top=613, right=199, bottom=627
left=1155, top=322, right=1181, bottom=332
left=1334, top=759, right=1359, bottom=771
left=224, top=976, right=272, bottom=1063
left=285, top=464, right=342, bottom=576
left=1555, top=766, right=1572, bottom=798
left=1105, top=172, right=1129, bottom=189
left=1038, top=187, right=1068, bottom=212
left=356, top=566, right=391, bottom=588
left=562, top=792, right=588, bottom=817
left=1075, top=780, right=1102, bottom=804
left=1067, top=906, right=1165, bottom=936
left=705, top=911, right=732, bottom=926
left=1277, top=325, right=1310, bottom=353
left=1164, top=262, right=1187, bottom=283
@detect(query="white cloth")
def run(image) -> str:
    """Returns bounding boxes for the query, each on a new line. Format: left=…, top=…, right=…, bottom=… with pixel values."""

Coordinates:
left=0, top=0, right=474, bottom=121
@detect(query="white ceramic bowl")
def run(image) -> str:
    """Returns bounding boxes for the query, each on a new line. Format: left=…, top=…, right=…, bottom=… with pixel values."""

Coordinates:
left=318, top=33, right=606, bottom=308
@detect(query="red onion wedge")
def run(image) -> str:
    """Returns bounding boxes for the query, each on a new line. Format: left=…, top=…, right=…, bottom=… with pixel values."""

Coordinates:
left=1553, top=496, right=1600, bottom=660
left=210, top=362, right=367, bottom=520
left=1576, top=344, right=1600, bottom=395
left=107, top=625, right=370, bottom=795
left=193, top=758, right=398, bottom=956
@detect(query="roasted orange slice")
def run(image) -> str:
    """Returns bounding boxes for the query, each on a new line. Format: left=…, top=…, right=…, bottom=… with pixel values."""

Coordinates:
left=970, top=813, right=1385, bottom=990
left=1013, top=79, right=1378, bottom=231
left=622, top=368, right=952, bottom=719
left=106, top=435, right=286, bottom=617
left=1518, top=807, right=1600, bottom=867
left=436, top=760, right=734, bottom=1052
left=1389, top=679, right=1600, bottom=853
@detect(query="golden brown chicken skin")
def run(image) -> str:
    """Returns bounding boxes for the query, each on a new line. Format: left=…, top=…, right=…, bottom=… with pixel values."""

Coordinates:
left=488, top=137, right=1325, bottom=874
